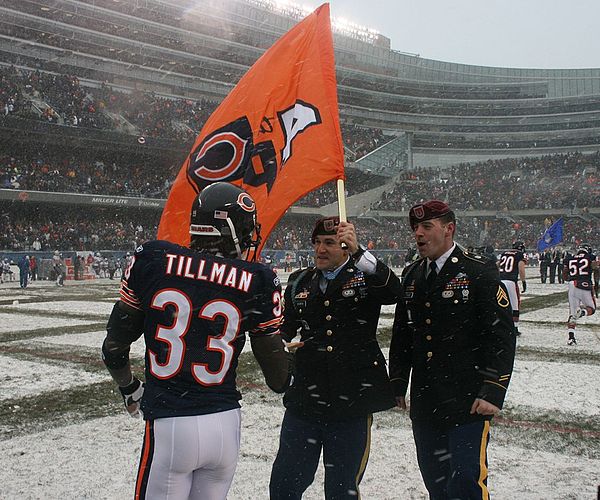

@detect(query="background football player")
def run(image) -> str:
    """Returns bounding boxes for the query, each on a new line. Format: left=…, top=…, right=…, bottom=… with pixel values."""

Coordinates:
left=563, top=243, right=598, bottom=345
left=498, top=241, right=528, bottom=336
left=101, top=182, right=290, bottom=500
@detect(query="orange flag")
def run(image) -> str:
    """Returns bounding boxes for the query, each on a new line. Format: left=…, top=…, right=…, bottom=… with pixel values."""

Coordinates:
left=157, top=3, right=345, bottom=255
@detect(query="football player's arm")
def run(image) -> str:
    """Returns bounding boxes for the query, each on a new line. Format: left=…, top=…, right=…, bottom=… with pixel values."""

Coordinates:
left=249, top=275, right=293, bottom=393
left=518, top=260, right=527, bottom=292
left=250, top=335, right=292, bottom=393
left=102, top=301, right=145, bottom=416
left=102, top=301, right=144, bottom=385
left=473, top=263, right=515, bottom=412
left=279, top=270, right=303, bottom=343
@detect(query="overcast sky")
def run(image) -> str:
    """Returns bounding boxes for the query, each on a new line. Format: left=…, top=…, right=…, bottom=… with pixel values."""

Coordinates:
left=319, top=0, right=599, bottom=69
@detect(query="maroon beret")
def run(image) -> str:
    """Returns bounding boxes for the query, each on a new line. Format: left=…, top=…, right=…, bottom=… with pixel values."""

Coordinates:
left=409, top=200, right=453, bottom=229
left=311, top=216, right=340, bottom=243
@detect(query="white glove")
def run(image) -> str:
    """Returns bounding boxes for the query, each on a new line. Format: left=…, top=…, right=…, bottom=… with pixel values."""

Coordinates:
left=119, top=377, right=144, bottom=418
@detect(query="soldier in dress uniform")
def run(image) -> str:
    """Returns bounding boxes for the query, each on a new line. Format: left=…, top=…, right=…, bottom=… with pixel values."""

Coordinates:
left=554, top=247, right=565, bottom=284
left=389, top=200, right=515, bottom=500
left=540, top=250, right=551, bottom=283
left=270, top=216, right=400, bottom=500
left=549, top=247, right=563, bottom=284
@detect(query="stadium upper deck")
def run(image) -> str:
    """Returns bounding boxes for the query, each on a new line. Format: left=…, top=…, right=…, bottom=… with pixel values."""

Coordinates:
left=2, top=0, right=600, bottom=153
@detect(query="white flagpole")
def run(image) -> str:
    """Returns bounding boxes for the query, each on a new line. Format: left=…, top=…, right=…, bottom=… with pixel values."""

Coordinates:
left=336, top=179, right=347, bottom=222
left=337, top=178, right=348, bottom=249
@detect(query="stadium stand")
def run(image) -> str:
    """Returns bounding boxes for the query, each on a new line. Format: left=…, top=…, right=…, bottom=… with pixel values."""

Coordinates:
left=0, top=0, right=599, bottom=262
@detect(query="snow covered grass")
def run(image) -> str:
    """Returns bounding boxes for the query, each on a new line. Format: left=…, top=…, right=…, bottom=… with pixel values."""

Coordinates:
left=0, top=354, right=110, bottom=401
left=6, top=300, right=114, bottom=316
left=26, top=331, right=148, bottom=360
left=0, top=276, right=598, bottom=499
left=0, top=313, right=97, bottom=334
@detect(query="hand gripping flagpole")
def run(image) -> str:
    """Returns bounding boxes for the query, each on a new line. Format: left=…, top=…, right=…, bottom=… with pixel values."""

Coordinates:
left=337, top=178, right=348, bottom=249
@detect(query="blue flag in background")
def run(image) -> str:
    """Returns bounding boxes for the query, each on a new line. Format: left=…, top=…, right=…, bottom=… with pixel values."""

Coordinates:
left=537, top=218, right=564, bottom=251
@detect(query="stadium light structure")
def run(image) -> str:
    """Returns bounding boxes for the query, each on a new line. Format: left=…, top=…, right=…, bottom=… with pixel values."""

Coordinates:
left=246, top=0, right=381, bottom=44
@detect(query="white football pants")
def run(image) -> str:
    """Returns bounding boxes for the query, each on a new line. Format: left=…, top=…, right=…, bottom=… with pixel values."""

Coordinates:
left=568, top=281, right=596, bottom=317
left=137, top=408, right=241, bottom=500
left=501, top=280, right=520, bottom=316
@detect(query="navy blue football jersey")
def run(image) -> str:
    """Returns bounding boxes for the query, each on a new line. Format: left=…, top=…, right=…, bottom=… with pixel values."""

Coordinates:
left=566, top=251, right=597, bottom=291
left=120, top=240, right=283, bottom=419
left=498, top=250, right=526, bottom=282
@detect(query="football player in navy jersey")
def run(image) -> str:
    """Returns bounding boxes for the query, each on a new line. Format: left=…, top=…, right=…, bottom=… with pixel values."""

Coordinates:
left=498, top=241, right=528, bottom=336
left=102, top=182, right=290, bottom=500
left=564, top=243, right=598, bottom=345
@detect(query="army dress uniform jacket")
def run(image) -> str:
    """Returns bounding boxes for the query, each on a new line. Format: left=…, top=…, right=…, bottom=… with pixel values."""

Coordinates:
left=389, top=246, right=515, bottom=429
left=281, top=257, right=400, bottom=421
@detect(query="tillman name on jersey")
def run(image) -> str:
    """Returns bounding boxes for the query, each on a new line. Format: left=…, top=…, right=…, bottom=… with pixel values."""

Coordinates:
left=165, top=253, right=253, bottom=292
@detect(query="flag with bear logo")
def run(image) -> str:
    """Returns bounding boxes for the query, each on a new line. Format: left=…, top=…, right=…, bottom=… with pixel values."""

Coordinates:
left=158, top=3, right=345, bottom=255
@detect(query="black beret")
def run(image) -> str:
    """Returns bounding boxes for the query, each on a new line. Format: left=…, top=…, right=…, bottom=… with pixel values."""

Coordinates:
left=311, top=216, right=340, bottom=243
left=409, top=200, right=454, bottom=230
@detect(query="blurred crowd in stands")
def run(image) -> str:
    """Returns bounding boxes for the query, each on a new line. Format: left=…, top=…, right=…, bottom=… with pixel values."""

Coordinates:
left=1, top=67, right=392, bottom=200
left=1, top=148, right=598, bottom=254
left=374, top=152, right=599, bottom=211
left=5, top=0, right=259, bottom=68
left=0, top=206, right=157, bottom=252
left=2, top=66, right=390, bottom=150
left=1, top=66, right=217, bottom=142
left=2, top=202, right=598, bottom=256
left=267, top=215, right=599, bottom=255
left=295, top=168, right=387, bottom=206
left=343, top=125, right=388, bottom=161
left=1, top=151, right=178, bottom=198
left=2, top=65, right=599, bottom=259
left=6, top=0, right=600, bottom=132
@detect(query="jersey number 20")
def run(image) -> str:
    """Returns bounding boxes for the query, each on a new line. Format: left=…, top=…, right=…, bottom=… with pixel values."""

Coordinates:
left=499, top=255, right=515, bottom=273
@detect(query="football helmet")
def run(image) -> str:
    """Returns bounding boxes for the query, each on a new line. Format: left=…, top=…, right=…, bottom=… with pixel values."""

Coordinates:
left=577, top=243, right=592, bottom=254
left=189, top=182, right=260, bottom=258
left=512, top=241, right=526, bottom=252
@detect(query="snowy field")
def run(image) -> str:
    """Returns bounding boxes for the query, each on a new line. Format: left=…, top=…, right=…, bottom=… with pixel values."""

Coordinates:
left=0, top=267, right=598, bottom=499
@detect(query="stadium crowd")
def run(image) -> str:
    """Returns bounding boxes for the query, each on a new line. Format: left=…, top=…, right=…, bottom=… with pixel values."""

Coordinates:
left=0, top=66, right=217, bottom=142
left=5, top=146, right=596, bottom=215
left=374, top=152, right=599, bottom=211
left=267, top=215, right=599, bottom=254
left=295, top=168, right=387, bottom=206
left=1, top=151, right=178, bottom=198
left=2, top=202, right=597, bottom=256
left=1, top=65, right=391, bottom=169
left=0, top=207, right=157, bottom=252
left=8, top=0, right=597, bottom=114
left=2, top=67, right=598, bottom=258
left=4, top=1, right=258, bottom=69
